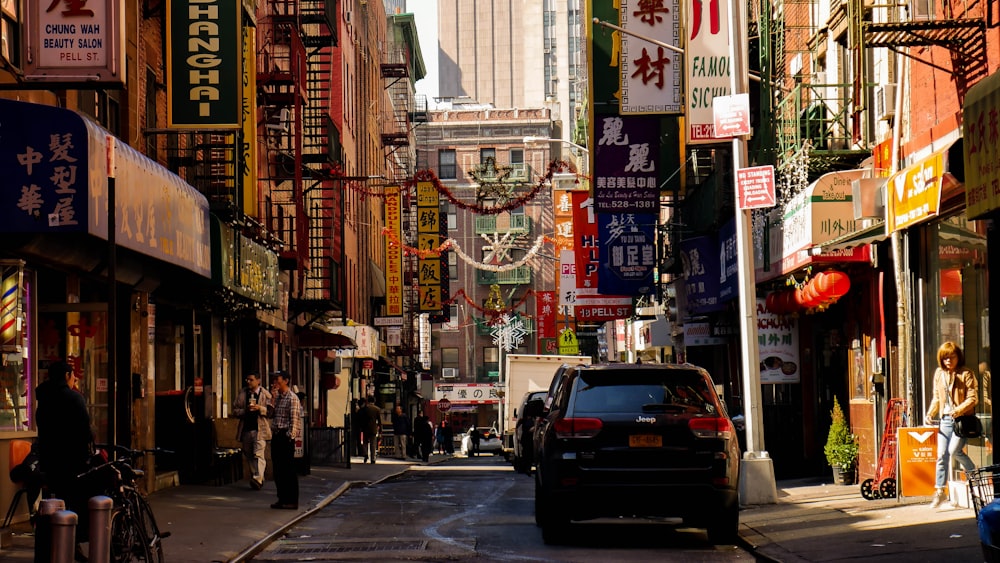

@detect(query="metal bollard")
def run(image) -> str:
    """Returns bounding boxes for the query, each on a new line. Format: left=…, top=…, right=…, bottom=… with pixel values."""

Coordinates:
left=49, top=509, right=78, bottom=563
left=34, top=498, right=65, bottom=563
left=88, top=496, right=113, bottom=563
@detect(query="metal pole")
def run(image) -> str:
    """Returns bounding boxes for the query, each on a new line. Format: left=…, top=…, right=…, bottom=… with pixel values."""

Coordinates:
left=34, top=498, right=65, bottom=563
left=50, top=509, right=78, bottom=563
left=106, top=136, right=117, bottom=448
left=88, top=496, right=113, bottom=563
left=728, top=0, right=777, bottom=504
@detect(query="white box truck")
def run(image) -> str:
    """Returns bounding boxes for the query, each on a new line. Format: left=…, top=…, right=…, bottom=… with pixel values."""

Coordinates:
left=501, top=354, right=591, bottom=457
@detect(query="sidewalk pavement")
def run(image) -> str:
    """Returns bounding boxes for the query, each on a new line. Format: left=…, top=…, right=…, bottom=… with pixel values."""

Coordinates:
left=0, top=461, right=987, bottom=562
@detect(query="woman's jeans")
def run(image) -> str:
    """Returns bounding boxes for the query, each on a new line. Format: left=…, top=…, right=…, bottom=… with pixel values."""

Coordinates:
left=936, top=416, right=976, bottom=489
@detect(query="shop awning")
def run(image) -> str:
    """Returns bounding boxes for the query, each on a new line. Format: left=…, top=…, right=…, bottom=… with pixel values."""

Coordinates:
left=816, top=220, right=888, bottom=252
left=296, top=328, right=357, bottom=350
left=0, top=99, right=211, bottom=277
left=755, top=169, right=874, bottom=282
left=887, top=139, right=964, bottom=233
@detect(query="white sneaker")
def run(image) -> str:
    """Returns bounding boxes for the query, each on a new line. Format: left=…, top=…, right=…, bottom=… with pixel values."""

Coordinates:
left=929, top=490, right=946, bottom=509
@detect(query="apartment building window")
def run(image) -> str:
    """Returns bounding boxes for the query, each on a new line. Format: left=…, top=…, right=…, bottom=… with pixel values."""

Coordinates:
left=480, top=148, right=496, bottom=163
left=510, top=148, right=523, bottom=165
left=483, top=348, right=499, bottom=380
left=442, top=347, right=459, bottom=368
left=447, top=202, right=457, bottom=230
left=439, top=149, right=457, bottom=179
left=448, top=252, right=458, bottom=279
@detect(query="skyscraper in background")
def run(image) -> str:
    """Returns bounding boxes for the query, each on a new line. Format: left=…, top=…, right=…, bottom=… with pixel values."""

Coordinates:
left=434, top=0, right=586, bottom=143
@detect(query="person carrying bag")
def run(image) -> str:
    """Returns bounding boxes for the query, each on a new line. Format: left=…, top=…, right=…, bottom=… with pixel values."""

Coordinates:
left=924, top=341, right=978, bottom=509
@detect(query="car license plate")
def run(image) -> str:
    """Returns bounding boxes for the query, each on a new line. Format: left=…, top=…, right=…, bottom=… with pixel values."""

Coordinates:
left=629, top=434, right=662, bottom=448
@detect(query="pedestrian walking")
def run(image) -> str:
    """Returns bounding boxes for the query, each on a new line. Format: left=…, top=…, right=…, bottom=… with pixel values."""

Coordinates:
left=436, top=422, right=446, bottom=454
left=357, top=396, right=382, bottom=463
left=441, top=420, right=455, bottom=454
left=268, top=371, right=302, bottom=509
left=924, top=340, right=978, bottom=509
left=392, top=405, right=411, bottom=460
left=233, top=372, right=272, bottom=490
left=413, top=410, right=433, bottom=461
left=468, top=426, right=481, bottom=457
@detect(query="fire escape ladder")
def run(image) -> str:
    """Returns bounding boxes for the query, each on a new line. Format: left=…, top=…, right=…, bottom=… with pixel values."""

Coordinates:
left=304, top=51, right=335, bottom=166
left=258, top=0, right=309, bottom=279
left=382, top=49, right=413, bottom=182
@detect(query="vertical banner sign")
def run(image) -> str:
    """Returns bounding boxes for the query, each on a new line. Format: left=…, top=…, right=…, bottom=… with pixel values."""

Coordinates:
left=593, top=114, right=660, bottom=213
left=241, top=24, right=258, bottom=217
left=26, top=0, right=124, bottom=85
left=619, top=0, right=682, bottom=114
left=167, top=0, right=242, bottom=128
left=385, top=187, right=403, bottom=316
left=572, top=190, right=599, bottom=296
left=553, top=189, right=575, bottom=251
left=680, top=235, right=723, bottom=314
left=597, top=213, right=656, bottom=296
left=573, top=191, right=633, bottom=321
left=684, top=0, right=732, bottom=144
left=964, top=70, right=1000, bottom=219
left=559, top=249, right=577, bottom=307
left=535, top=291, right=556, bottom=350
left=718, top=218, right=738, bottom=303
left=416, top=181, right=442, bottom=313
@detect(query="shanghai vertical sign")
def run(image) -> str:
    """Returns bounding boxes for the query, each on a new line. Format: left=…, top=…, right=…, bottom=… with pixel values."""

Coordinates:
left=167, top=0, right=242, bottom=128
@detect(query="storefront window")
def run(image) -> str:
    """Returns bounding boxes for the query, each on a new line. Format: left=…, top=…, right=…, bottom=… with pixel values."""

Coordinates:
left=923, top=213, right=989, bottom=462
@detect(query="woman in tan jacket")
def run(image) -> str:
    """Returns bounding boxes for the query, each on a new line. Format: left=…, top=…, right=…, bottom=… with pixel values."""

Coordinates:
left=924, top=341, right=978, bottom=508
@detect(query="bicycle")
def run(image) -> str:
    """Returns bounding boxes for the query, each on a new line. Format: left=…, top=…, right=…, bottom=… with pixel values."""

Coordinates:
left=79, top=445, right=171, bottom=562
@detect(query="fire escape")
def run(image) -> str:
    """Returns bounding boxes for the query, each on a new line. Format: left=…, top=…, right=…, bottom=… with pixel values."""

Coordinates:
left=381, top=27, right=426, bottom=356
left=258, top=0, right=340, bottom=317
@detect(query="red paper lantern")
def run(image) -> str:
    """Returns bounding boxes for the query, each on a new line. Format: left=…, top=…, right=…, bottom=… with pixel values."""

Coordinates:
left=819, top=270, right=851, bottom=298
left=782, top=290, right=799, bottom=312
left=766, top=292, right=780, bottom=313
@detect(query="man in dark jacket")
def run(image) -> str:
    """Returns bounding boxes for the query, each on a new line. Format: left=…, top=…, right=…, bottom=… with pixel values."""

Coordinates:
left=356, top=397, right=381, bottom=464
left=412, top=410, right=433, bottom=462
left=391, top=405, right=411, bottom=459
left=35, top=360, right=94, bottom=556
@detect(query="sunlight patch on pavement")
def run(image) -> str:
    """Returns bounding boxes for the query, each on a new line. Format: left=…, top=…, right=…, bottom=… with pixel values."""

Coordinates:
left=408, top=465, right=515, bottom=473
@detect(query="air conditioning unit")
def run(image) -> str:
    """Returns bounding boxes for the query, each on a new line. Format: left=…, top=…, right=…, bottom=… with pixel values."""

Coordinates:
left=265, top=108, right=291, bottom=132
left=441, top=368, right=458, bottom=379
left=876, top=84, right=897, bottom=121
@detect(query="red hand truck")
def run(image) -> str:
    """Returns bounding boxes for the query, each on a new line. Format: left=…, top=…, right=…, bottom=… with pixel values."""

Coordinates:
left=861, top=398, right=907, bottom=499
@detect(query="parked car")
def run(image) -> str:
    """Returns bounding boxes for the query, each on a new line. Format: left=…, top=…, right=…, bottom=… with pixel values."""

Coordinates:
left=512, top=390, right=547, bottom=473
left=534, top=363, right=741, bottom=544
left=461, top=426, right=503, bottom=456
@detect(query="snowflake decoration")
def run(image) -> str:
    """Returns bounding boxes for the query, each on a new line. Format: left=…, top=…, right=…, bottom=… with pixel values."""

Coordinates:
left=490, top=314, right=526, bottom=352
left=481, top=231, right=527, bottom=264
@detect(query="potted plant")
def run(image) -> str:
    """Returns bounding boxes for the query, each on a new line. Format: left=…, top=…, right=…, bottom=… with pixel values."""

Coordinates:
left=824, top=397, right=859, bottom=485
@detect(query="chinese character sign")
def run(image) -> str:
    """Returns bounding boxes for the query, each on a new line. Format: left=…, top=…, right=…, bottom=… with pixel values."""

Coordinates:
left=964, top=73, right=1000, bottom=219
left=597, top=213, right=656, bottom=296
left=757, top=298, right=800, bottom=384
left=680, top=235, right=723, bottom=314
left=535, top=291, right=556, bottom=349
left=417, top=181, right=444, bottom=313
left=593, top=114, right=660, bottom=213
left=26, top=0, right=125, bottom=85
left=385, top=187, right=403, bottom=316
left=684, top=0, right=733, bottom=144
left=619, top=0, right=682, bottom=114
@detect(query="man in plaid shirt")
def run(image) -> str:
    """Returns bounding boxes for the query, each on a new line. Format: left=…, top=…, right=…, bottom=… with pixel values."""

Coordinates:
left=268, top=370, right=303, bottom=509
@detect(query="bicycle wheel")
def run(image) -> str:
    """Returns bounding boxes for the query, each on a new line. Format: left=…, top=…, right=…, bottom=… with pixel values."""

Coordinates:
left=110, top=507, right=154, bottom=562
left=128, top=490, right=165, bottom=563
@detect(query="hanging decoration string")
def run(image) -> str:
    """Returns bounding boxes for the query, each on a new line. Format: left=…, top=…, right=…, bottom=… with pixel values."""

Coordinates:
left=411, top=159, right=576, bottom=215
left=382, top=228, right=558, bottom=272
left=445, top=288, right=536, bottom=318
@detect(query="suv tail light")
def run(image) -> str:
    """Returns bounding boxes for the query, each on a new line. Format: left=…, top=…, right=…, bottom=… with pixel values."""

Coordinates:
left=554, top=417, right=603, bottom=438
left=689, top=417, right=734, bottom=439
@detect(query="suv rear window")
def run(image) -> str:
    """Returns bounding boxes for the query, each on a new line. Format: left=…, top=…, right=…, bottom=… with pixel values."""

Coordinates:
left=570, top=368, right=721, bottom=415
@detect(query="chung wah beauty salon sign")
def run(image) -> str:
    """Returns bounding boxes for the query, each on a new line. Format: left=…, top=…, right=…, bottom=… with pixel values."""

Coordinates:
left=24, top=0, right=125, bottom=84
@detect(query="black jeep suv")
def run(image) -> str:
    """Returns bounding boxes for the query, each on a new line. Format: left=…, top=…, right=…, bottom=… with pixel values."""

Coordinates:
left=533, top=363, right=741, bottom=544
